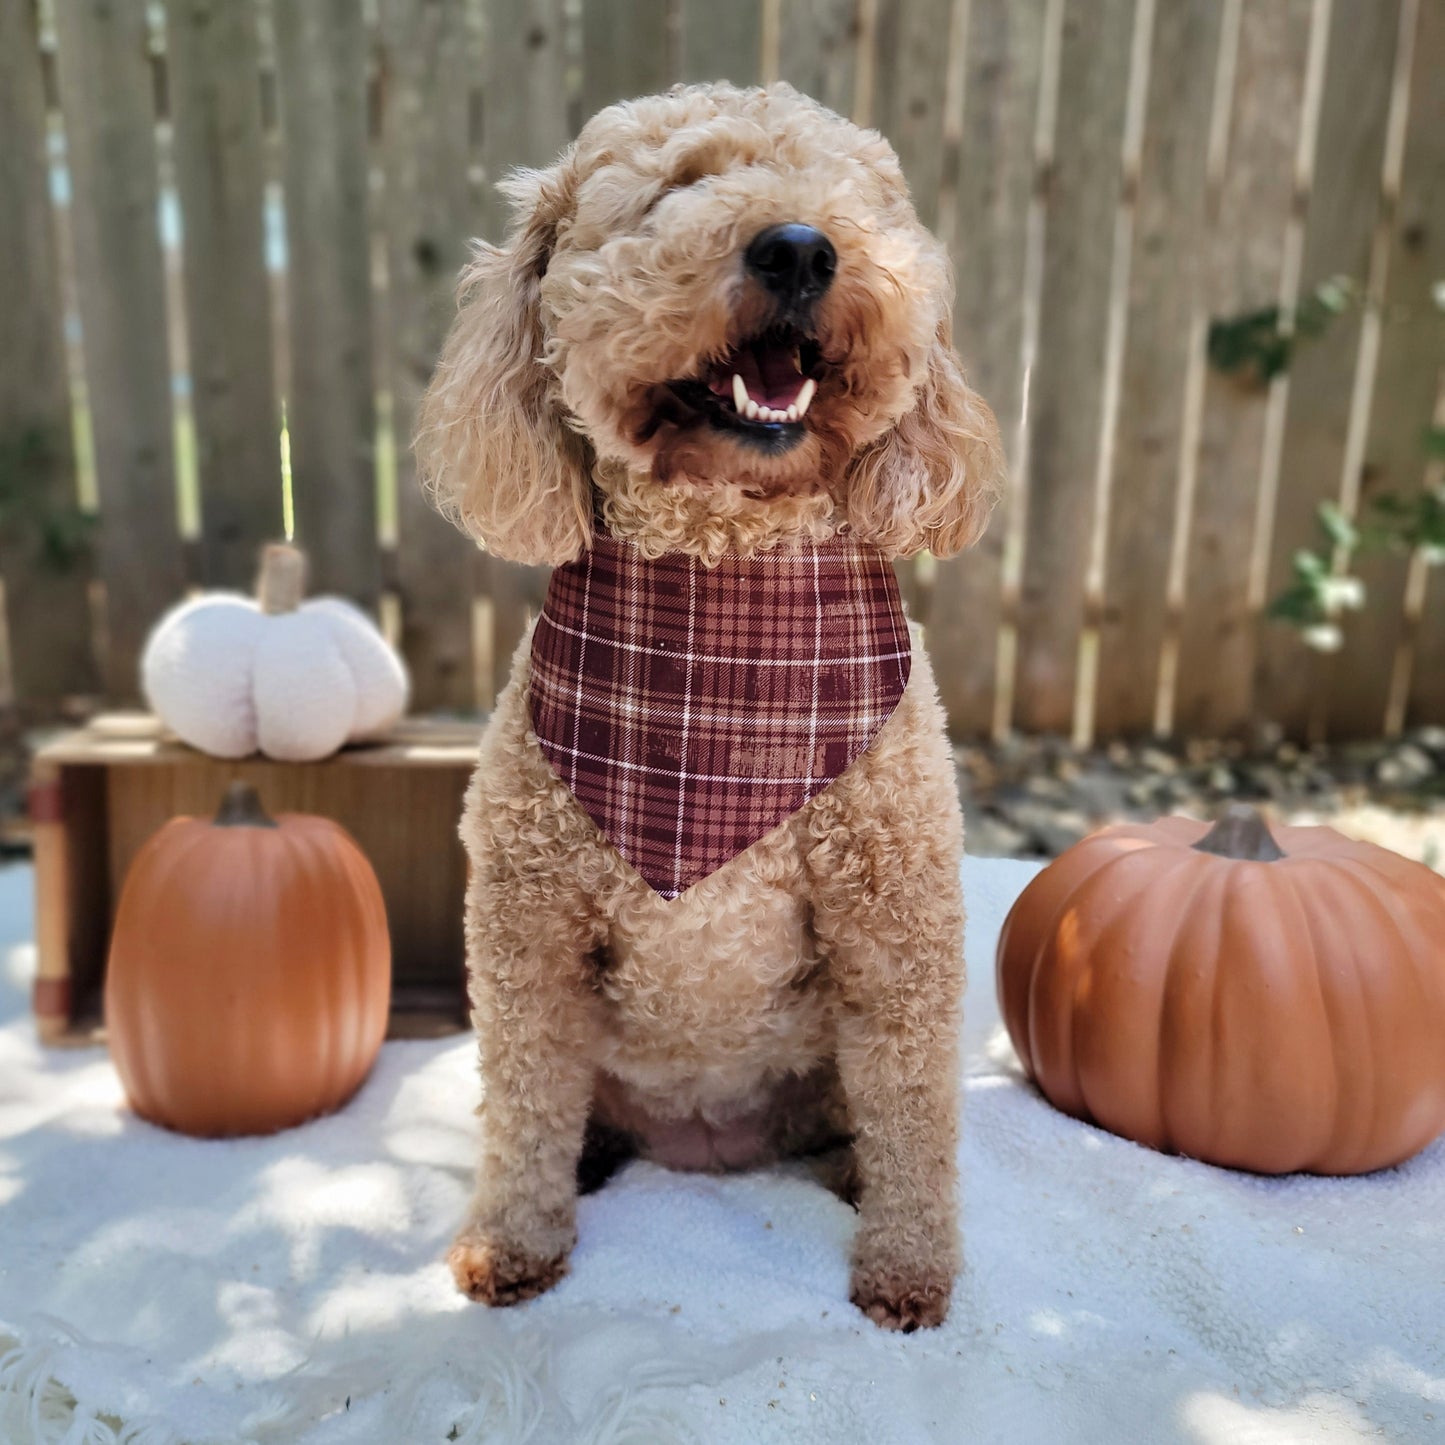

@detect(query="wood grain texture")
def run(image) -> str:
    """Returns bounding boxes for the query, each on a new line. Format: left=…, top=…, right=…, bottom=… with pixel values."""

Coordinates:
left=1093, top=0, right=1223, bottom=737
left=0, top=0, right=98, bottom=707
left=1011, top=0, right=1135, bottom=735
left=30, top=717, right=479, bottom=1041
left=1173, top=0, right=1314, bottom=740
left=927, top=0, right=1048, bottom=735
left=1412, top=542, right=1445, bottom=729
left=872, top=0, right=950, bottom=229
left=581, top=0, right=673, bottom=117
left=776, top=0, right=859, bottom=115
left=53, top=0, right=184, bottom=700
left=479, top=0, right=572, bottom=701
left=1330, top=0, right=1445, bottom=735
left=680, top=0, right=761, bottom=86
left=273, top=0, right=378, bottom=603
left=165, top=0, right=281, bottom=589
left=1253, top=0, right=1401, bottom=738
left=379, top=0, right=482, bottom=711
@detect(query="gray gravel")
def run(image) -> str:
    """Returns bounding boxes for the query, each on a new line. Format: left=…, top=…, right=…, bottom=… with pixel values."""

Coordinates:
left=959, top=729, right=1445, bottom=873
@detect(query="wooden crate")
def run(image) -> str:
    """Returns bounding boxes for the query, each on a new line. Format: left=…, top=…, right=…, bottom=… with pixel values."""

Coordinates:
left=30, top=714, right=482, bottom=1046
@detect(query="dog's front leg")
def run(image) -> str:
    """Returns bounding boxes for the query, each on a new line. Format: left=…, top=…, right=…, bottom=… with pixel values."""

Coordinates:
left=448, top=861, right=602, bottom=1306
left=808, top=802, right=965, bottom=1331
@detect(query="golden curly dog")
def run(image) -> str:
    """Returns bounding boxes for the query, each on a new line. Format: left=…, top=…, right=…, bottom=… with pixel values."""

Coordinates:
left=418, top=81, right=1003, bottom=1331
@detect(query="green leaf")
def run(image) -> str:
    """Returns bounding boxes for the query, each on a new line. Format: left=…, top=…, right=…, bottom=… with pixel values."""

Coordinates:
left=1317, top=500, right=1359, bottom=550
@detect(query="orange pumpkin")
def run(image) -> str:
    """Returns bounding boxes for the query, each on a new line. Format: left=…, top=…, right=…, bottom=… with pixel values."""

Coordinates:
left=105, top=781, right=391, bottom=1136
left=996, top=806, right=1445, bottom=1175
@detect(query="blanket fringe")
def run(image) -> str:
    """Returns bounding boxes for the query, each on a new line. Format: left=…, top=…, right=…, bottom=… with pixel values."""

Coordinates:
left=0, top=1332, right=182, bottom=1445
left=0, top=1322, right=699, bottom=1445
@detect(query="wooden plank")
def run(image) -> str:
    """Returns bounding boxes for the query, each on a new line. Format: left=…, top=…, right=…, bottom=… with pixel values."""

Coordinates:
left=31, top=719, right=480, bottom=1042
left=869, top=9, right=938, bottom=622
left=378, top=0, right=482, bottom=712
left=1010, top=0, right=1136, bottom=736
left=480, top=0, right=572, bottom=701
left=776, top=0, right=858, bottom=115
left=1329, top=0, right=1445, bottom=736
left=1252, top=0, right=1402, bottom=738
left=581, top=0, right=673, bottom=118
left=53, top=0, right=185, bottom=701
left=0, top=0, right=98, bottom=710
left=1173, top=0, right=1315, bottom=740
left=1411, top=505, right=1445, bottom=729
left=30, top=761, right=110, bottom=1044
left=1092, top=0, right=1223, bottom=737
left=273, top=0, right=378, bottom=604
left=165, top=0, right=281, bottom=590
left=872, top=0, right=950, bottom=229
left=927, top=0, right=1049, bottom=736
left=680, top=0, right=761, bottom=86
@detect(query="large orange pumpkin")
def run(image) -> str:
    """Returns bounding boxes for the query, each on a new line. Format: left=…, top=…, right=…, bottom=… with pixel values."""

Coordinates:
left=996, top=806, right=1445, bottom=1175
left=105, top=782, right=391, bottom=1136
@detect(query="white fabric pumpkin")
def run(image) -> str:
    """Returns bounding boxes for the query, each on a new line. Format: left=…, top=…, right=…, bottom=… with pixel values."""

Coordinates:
left=142, top=544, right=409, bottom=761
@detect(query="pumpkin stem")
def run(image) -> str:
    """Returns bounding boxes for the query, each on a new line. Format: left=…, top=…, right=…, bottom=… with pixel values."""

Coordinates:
left=214, top=781, right=278, bottom=829
left=1192, top=803, right=1285, bottom=861
left=256, top=543, right=306, bottom=615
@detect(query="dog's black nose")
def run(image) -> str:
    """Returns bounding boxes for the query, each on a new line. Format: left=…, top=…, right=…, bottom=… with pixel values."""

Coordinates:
left=745, top=223, right=837, bottom=306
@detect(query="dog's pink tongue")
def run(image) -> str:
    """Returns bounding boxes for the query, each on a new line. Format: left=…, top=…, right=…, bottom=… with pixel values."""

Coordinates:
left=740, top=343, right=805, bottom=410
left=719, top=348, right=803, bottom=416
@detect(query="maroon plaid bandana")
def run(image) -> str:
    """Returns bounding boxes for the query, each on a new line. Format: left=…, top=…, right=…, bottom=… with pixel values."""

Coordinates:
left=528, top=531, right=911, bottom=898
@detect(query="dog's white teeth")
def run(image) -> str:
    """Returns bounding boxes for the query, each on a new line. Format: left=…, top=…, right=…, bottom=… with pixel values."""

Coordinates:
left=731, top=373, right=808, bottom=424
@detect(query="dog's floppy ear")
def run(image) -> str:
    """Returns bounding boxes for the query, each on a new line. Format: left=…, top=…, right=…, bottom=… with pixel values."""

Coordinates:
left=416, top=163, right=593, bottom=565
left=843, top=326, right=1005, bottom=558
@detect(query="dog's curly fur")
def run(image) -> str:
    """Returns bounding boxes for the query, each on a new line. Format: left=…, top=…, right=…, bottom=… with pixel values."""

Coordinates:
left=418, top=81, right=1004, bottom=1331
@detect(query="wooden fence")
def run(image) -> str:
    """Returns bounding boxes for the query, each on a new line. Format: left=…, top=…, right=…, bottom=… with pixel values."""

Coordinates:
left=2, top=0, right=1443, bottom=743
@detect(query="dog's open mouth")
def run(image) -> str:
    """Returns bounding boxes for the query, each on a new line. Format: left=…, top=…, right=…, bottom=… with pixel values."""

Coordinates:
left=664, top=325, right=824, bottom=453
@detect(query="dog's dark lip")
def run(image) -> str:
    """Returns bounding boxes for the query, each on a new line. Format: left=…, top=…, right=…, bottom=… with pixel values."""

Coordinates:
left=664, top=379, right=808, bottom=453
left=656, top=322, right=825, bottom=454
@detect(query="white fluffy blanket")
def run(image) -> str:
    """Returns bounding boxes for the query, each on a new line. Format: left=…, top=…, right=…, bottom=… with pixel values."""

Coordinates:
left=1, top=857, right=1441, bottom=1445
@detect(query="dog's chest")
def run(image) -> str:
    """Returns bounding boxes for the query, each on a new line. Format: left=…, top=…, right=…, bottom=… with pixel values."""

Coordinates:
left=589, top=821, right=835, bottom=1099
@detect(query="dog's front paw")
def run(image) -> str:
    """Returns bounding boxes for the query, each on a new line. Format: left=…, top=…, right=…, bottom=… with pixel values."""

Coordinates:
left=850, top=1263, right=953, bottom=1332
left=448, top=1231, right=569, bottom=1306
